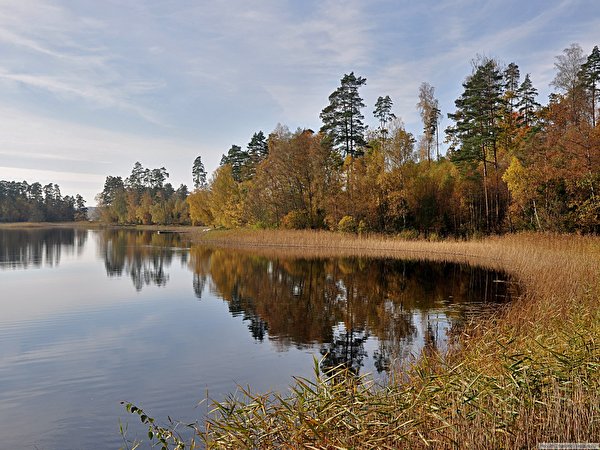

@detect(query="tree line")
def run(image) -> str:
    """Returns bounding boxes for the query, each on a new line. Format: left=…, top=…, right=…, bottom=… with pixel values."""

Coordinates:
left=96, top=162, right=190, bottom=224
left=0, top=180, right=87, bottom=222
left=100, top=43, right=599, bottom=235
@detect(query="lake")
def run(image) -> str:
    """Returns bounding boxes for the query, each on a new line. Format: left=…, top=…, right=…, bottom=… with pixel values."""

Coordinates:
left=0, top=228, right=515, bottom=449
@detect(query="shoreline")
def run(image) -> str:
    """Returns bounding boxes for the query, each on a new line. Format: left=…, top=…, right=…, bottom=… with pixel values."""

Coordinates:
left=4, top=223, right=599, bottom=446
left=183, top=228, right=600, bottom=447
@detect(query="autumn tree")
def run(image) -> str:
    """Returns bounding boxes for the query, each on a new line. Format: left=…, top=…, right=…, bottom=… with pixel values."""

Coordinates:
left=246, top=128, right=338, bottom=229
left=98, top=163, right=190, bottom=226
left=187, top=189, right=213, bottom=225
left=209, top=165, right=245, bottom=227
left=417, top=82, right=441, bottom=162
left=551, top=43, right=586, bottom=123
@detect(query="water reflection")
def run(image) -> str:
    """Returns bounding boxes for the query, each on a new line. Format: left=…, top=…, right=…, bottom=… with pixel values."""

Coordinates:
left=1, top=228, right=514, bottom=375
left=0, top=228, right=518, bottom=449
left=96, top=229, right=189, bottom=291
left=188, top=248, right=515, bottom=374
left=0, top=228, right=87, bottom=269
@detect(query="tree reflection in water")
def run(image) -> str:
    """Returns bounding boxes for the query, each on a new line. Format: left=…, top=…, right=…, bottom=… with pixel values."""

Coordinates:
left=97, top=230, right=188, bottom=291
left=0, top=228, right=87, bottom=269
left=93, top=230, right=514, bottom=374
left=2, top=227, right=514, bottom=374
left=188, top=247, right=515, bottom=375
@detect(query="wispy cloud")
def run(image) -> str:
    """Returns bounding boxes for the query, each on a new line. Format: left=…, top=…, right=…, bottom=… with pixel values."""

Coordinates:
left=0, top=0, right=166, bottom=126
left=0, top=70, right=165, bottom=125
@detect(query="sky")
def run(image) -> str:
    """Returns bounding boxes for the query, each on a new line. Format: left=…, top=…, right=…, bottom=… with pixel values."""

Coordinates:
left=0, top=0, right=598, bottom=205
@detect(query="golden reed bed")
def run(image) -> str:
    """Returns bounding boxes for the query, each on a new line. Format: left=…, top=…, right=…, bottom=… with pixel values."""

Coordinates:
left=174, top=229, right=599, bottom=449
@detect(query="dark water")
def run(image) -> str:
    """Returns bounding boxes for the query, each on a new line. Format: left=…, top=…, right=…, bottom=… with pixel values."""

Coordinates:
left=0, top=228, right=515, bottom=449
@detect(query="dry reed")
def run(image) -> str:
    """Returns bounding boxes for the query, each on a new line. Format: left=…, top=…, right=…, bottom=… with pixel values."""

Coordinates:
left=139, top=230, right=600, bottom=449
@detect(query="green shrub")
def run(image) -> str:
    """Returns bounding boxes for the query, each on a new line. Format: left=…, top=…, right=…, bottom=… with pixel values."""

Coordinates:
left=398, top=228, right=419, bottom=240
left=357, top=220, right=368, bottom=236
left=428, top=231, right=441, bottom=242
left=337, top=215, right=357, bottom=233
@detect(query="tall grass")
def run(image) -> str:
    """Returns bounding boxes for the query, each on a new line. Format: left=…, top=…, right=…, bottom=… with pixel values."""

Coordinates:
left=132, top=230, right=600, bottom=448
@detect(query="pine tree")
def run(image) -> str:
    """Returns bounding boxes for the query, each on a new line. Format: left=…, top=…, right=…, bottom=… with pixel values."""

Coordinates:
left=74, top=194, right=88, bottom=221
left=504, top=62, right=520, bottom=115
left=126, top=161, right=146, bottom=190
left=373, top=95, right=396, bottom=151
left=320, top=72, right=367, bottom=158
left=447, top=58, right=505, bottom=230
left=516, top=74, right=540, bottom=128
left=579, top=45, right=600, bottom=127
left=247, top=131, right=268, bottom=160
left=192, top=156, right=207, bottom=189
left=220, top=145, right=249, bottom=182
left=242, top=131, right=269, bottom=179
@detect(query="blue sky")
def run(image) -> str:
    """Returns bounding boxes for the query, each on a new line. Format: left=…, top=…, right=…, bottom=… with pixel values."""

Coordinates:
left=0, top=0, right=598, bottom=204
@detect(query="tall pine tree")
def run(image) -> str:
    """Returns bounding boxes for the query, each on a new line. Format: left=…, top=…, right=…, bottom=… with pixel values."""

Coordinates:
left=447, top=58, right=505, bottom=230
left=373, top=95, right=396, bottom=153
left=320, top=72, right=367, bottom=158
left=192, top=156, right=207, bottom=189
left=516, top=74, right=540, bottom=128
left=220, top=145, right=249, bottom=182
left=579, top=45, right=600, bottom=127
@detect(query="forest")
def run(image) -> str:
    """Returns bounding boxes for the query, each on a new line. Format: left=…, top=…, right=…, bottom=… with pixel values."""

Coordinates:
left=0, top=180, right=87, bottom=222
left=98, top=44, right=599, bottom=236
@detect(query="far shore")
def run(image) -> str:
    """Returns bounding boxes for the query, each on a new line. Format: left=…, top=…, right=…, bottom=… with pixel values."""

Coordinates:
left=0, top=221, right=205, bottom=231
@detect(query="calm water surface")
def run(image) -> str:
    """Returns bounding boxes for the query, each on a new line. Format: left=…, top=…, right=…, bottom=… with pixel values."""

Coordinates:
left=0, top=228, right=514, bottom=449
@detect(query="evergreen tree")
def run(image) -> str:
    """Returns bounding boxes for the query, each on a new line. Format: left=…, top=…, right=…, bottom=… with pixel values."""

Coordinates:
left=148, top=168, right=169, bottom=190
left=320, top=72, right=367, bottom=158
left=503, top=62, right=521, bottom=114
left=247, top=131, right=268, bottom=160
left=373, top=95, right=396, bottom=151
left=447, top=58, right=505, bottom=230
left=98, top=176, right=125, bottom=206
left=242, top=131, right=269, bottom=179
left=192, top=156, right=207, bottom=189
left=74, top=194, right=88, bottom=221
left=516, top=74, right=540, bottom=128
left=126, top=161, right=146, bottom=190
left=220, top=145, right=249, bottom=182
left=579, top=45, right=600, bottom=127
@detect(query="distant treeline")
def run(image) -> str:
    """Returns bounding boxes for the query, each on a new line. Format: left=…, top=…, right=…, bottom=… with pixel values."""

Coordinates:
left=0, top=180, right=87, bottom=223
left=99, top=44, right=599, bottom=235
left=96, top=162, right=190, bottom=225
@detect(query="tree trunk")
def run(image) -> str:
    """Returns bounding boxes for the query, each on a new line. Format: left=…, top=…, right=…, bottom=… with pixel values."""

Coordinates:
left=482, top=146, right=490, bottom=231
